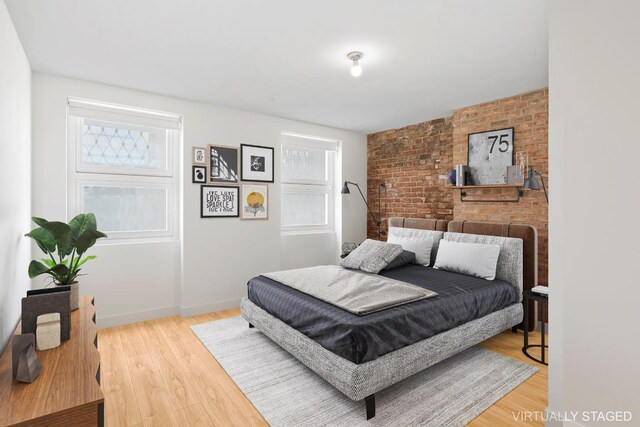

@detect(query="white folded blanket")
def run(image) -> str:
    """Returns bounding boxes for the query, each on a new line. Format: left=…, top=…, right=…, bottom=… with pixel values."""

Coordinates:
left=263, top=265, right=437, bottom=315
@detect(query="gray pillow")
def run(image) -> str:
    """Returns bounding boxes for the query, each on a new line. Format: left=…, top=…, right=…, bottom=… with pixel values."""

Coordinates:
left=340, top=239, right=403, bottom=274
left=383, top=250, right=416, bottom=270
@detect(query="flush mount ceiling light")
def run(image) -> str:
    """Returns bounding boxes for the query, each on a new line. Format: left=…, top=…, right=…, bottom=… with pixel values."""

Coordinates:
left=347, top=51, right=364, bottom=77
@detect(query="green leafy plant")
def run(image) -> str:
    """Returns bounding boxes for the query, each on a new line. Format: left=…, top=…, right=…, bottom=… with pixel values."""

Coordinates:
left=25, top=213, right=107, bottom=286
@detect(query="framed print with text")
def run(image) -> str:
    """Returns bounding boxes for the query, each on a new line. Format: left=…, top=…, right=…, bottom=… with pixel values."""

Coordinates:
left=200, top=185, right=239, bottom=218
left=467, top=128, right=514, bottom=185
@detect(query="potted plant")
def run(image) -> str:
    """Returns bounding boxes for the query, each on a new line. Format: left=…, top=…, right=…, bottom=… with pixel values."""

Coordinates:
left=25, top=213, right=107, bottom=310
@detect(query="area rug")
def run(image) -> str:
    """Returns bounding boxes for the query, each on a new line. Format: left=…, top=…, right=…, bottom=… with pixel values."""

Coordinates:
left=192, top=316, right=537, bottom=427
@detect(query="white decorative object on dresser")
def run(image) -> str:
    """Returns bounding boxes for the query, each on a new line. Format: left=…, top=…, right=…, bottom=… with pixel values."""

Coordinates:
left=35, top=312, right=61, bottom=351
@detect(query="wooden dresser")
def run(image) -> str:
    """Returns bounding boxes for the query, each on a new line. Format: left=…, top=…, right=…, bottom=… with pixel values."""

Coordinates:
left=0, top=296, right=104, bottom=426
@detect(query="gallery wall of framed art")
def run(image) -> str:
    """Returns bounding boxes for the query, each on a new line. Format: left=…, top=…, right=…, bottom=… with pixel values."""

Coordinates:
left=191, top=144, right=273, bottom=220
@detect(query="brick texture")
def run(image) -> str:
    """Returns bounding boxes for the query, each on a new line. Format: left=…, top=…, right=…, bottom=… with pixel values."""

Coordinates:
left=367, top=88, right=548, bottom=286
left=367, top=117, right=454, bottom=238
left=452, top=88, right=548, bottom=285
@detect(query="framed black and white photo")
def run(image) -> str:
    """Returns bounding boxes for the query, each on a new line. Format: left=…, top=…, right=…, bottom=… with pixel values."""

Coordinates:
left=192, top=165, right=207, bottom=183
left=467, top=128, right=514, bottom=185
left=208, top=145, right=239, bottom=183
left=241, top=184, right=268, bottom=220
left=240, top=144, right=274, bottom=182
left=200, top=185, right=239, bottom=218
left=192, top=147, right=207, bottom=164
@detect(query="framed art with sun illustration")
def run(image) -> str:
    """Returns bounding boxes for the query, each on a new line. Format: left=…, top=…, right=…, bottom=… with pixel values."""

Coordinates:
left=241, top=184, right=268, bottom=220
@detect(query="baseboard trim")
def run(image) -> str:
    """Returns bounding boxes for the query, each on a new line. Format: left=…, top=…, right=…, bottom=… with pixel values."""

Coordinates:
left=96, top=297, right=244, bottom=328
left=179, top=297, right=243, bottom=317
left=97, top=305, right=179, bottom=328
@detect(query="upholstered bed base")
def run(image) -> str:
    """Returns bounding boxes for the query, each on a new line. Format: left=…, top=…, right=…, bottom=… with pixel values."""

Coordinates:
left=240, top=298, right=522, bottom=402
left=241, top=218, right=534, bottom=418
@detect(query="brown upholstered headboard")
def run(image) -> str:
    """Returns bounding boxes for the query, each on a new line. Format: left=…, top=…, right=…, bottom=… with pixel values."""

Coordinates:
left=389, top=217, right=538, bottom=331
left=388, top=217, right=448, bottom=232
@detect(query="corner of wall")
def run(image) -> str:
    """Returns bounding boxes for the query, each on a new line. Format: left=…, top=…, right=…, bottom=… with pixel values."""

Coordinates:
left=0, top=1, right=33, bottom=353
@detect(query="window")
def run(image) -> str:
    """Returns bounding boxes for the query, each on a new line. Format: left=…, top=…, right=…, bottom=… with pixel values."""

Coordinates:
left=281, top=132, right=340, bottom=234
left=67, top=98, right=181, bottom=241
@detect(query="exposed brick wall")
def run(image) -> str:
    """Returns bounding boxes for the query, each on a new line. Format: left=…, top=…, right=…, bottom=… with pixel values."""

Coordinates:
left=367, top=118, right=454, bottom=238
left=452, top=88, right=548, bottom=285
left=367, top=88, right=548, bottom=285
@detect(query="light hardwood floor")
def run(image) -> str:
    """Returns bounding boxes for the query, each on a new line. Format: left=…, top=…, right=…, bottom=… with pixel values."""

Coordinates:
left=99, top=309, right=547, bottom=426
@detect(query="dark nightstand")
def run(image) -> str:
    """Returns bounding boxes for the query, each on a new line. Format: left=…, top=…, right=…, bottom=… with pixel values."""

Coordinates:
left=522, top=289, right=548, bottom=365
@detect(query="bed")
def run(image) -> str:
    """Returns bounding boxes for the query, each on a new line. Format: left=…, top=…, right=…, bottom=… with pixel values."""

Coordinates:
left=241, top=218, right=538, bottom=420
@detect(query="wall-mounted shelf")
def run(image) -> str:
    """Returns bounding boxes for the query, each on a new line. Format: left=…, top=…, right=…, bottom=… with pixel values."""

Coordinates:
left=449, top=184, right=523, bottom=189
left=448, top=184, right=525, bottom=203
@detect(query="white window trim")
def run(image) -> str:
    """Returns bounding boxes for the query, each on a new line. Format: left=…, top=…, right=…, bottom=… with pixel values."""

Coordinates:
left=281, top=132, right=339, bottom=151
left=280, top=131, right=340, bottom=235
left=67, top=98, right=181, bottom=244
left=68, top=97, right=182, bottom=130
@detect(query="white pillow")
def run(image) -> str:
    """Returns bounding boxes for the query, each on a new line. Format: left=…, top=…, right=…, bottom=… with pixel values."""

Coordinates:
left=387, top=233, right=434, bottom=266
left=434, top=240, right=501, bottom=280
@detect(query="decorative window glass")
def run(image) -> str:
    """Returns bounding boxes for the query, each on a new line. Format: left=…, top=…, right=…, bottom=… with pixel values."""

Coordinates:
left=81, top=122, right=167, bottom=170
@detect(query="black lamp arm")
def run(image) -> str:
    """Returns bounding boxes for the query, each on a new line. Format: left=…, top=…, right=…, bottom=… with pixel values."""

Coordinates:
left=346, top=181, right=381, bottom=226
left=534, top=170, right=549, bottom=203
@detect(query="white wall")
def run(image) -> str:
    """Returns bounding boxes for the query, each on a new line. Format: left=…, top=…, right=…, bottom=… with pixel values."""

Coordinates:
left=31, top=73, right=367, bottom=326
left=0, top=1, right=31, bottom=352
left=549, top=1, right=640, bottom=425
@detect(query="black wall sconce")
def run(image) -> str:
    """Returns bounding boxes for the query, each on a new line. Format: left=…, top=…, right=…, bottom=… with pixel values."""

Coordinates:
left=523, top=168, right=549, bottom=203
left=341, top=181, right=386, bottom=239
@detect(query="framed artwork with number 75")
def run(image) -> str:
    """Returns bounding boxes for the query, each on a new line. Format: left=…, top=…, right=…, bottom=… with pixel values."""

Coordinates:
left=467, top=127, right=514, bottom=185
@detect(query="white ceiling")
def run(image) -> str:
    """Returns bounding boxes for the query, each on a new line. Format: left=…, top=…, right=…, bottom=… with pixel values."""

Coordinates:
left=5, top=0, right=548, bottom=134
